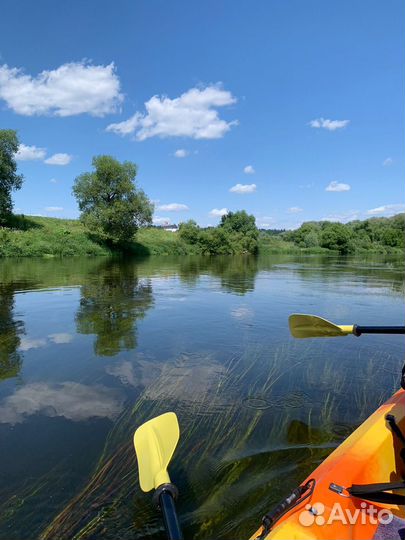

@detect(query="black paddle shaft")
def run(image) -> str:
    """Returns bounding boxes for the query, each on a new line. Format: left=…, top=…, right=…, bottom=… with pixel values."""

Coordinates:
left=154, top=484, right=183, bottom=540
left=354, top=325, right=405, bottom=336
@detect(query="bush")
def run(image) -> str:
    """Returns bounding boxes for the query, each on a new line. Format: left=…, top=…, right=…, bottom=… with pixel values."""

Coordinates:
left=320, top=222, right=353, bottom=254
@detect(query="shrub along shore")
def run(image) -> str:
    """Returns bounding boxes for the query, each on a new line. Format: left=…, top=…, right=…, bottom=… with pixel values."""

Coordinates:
left=0, top=213, right=403, bottom=258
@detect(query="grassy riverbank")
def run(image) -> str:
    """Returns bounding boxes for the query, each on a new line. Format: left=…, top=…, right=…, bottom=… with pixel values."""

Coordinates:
left=0, top=215, right=200, bottom=257
left=0, top=214, right=404, bottom=258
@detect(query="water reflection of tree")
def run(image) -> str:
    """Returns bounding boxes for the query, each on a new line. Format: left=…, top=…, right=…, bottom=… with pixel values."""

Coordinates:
left=75, top=260, right=154, bottom=356
left=0, top=284, right=24, bottom=381
left=178, top=255, right=259, bottom=294
left=274, top=254, right=405, bottom=294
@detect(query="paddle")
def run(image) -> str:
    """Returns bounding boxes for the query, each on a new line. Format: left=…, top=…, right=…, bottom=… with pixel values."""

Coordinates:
left=289, top=314, right=405, bottom=338
left=134, top=411, right=183, bottom=540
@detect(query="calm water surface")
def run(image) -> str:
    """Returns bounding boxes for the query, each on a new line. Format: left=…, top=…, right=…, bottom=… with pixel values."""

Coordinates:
left=0, top=255, right=404, bottom=539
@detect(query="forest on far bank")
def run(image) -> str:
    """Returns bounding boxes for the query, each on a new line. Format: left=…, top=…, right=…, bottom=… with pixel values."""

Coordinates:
left=259, top=213, right=405, bottom=254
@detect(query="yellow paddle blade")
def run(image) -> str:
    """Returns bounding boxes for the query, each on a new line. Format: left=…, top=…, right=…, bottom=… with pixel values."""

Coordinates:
left=134, top=411, right=180, bottom=492
left=289, top=314, right=354, bottom=338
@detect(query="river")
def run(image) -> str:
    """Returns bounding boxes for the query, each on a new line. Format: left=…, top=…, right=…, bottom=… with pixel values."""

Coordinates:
left=0, top=254, right=404, bottom=539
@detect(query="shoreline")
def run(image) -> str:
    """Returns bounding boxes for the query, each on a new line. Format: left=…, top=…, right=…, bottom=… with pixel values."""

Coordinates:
left=0, top=215, right=403, bottom=259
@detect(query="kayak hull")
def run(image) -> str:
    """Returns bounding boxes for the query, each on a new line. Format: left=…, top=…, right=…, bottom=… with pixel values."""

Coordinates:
left=250, top=389, right=405, bottom=540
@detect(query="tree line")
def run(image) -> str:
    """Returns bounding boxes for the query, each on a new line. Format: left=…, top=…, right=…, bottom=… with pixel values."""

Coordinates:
left=178, top=211, right=259, bottom=254
left=279, top=216, right=404, bottom=254
left=1, top=129, right=403, bottom=256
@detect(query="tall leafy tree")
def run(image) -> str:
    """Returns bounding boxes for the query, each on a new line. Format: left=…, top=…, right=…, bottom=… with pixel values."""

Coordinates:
left=220, top=210, right=259, bottom=253
left=73, top=155, right=153, bottom=244
left=320, top=222, right=353, bottom=254
left=220, top=210, right=257, bottom=234
left=0, top=130, right=24, bottom=223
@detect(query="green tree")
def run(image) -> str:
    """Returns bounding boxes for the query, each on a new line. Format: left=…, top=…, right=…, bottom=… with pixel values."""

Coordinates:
left=73, top=155, right=153, bottom=244
left=320, top=222, right=353, bottom=254
left=179, top=220, right=201, bottom=244
left=0, top=130, right=24, bottom=223
left=220, top=210, right=257, bottom=234
left=381, top=227, right=401, bottom=247
left=285, top=222, right=320, bottom=247
left=198, top=227, right=233, bottom=254
left=303, top=230, right=319, bottom=248
left=220, top=210, right=259, bottom=253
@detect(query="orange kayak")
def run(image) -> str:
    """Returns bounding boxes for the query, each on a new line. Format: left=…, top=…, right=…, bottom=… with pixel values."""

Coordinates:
left=250, top=389, right=405, bottom=540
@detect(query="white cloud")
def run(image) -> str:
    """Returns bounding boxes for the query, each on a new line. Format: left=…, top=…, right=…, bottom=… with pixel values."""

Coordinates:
left=209, top=208, right=228, bottom=217
left=48, top=333, right=73, bottom=344
left=153, top=216, right=171, bottom=225
left=44, top=153, right=72, bottom=165
left=105, top=113, right=140, bottom=135
left=325, top=181, right=351, bottom=192
left=243, top=165, right=255, bottom=174
left=174, top=149, right=189, bottom=158
left=45, top=206, right=63, bottom=212
left=0, top=382, right=123, bottom=424
left=106, top=84, right=238, bottom=140
left=366, top=204, right=405, bottom=217
left=383, top=157, right=393, bottom=166
left=50, top=178, right=58, bottom=184
left=256, top=216, right=275, bottom=229
left=15, top=143, right=46, bottom=161
left=309, top=118, right=349, bottom=131
left=157, top=203, right=189, bottom=212
left=288, top=206, right=303, bottom=213
left=229, top=183, right=256, bottom=194
left=299, top=182, right=314, bottom=189
left=322, top=210, right=360, bottom=223
left=0, top=61, right=123, bottom=116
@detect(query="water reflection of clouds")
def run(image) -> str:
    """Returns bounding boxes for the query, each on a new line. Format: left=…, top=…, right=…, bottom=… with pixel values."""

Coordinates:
left=18, top=333, right=74, bottom=351
left=106, top=358, right=162, bottom=388
left=0, top=382, right=123, bottom=424
left=144, top=355, right=227, bottom=402
left=19, top=338, right=47, bottom=351
left=48, top=333, right=73, bottom=344
left=106, top=353, right=227, bottom=402
left=230, top=306, right=254, bottom=320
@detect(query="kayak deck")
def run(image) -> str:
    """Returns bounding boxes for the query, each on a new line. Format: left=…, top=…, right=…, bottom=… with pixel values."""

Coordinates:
left=250, top=389, right=405, bottom=540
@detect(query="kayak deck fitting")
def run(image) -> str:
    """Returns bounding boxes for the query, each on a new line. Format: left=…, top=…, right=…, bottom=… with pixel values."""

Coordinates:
left=250, top=389, right=405, bottom=540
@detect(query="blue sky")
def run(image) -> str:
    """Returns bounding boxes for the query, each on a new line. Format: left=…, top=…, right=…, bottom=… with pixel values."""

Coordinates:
left=0, top=0, right=404, bottom=228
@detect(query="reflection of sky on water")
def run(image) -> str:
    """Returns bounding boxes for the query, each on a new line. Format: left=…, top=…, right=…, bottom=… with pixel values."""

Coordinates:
left=48, top=333, right=73, bottom=344
left=19, top=337, right=47, bottom=351
left=230, top=306, right=254, bottom=320
left=18, top=333, right=74, bottom=351
left=0, top=382, right=124, bottom=424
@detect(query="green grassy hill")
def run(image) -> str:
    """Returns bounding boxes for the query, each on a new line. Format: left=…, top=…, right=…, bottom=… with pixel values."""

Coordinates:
left=0, top=216, right=111, bottom=257
left=0, top=215, right=195, bottom=257
left=0, top=213, right=404, bottom=258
